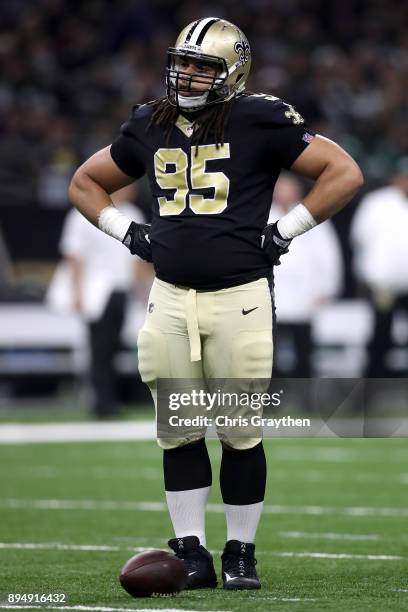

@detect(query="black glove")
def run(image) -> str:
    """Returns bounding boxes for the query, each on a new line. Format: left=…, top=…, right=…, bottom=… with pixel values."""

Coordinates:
left=261, top=221, right=292, bottom=266
left=122, top=221, right=152, bottom=262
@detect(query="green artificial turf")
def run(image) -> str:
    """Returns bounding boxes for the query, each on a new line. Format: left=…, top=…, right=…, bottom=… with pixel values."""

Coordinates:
left=0, top=437, right=407, bottom=611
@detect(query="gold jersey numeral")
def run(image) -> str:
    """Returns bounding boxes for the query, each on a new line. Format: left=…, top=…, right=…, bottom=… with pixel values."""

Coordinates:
left=250, top=93, right=305, bottom=124
left=154, top=148, right=189, bottom=215
left=154, top=144, right=230, bottom=215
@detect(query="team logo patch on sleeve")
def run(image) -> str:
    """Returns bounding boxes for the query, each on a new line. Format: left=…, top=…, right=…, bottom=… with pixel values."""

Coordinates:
left=302, top=132, right=314, bottom=143
left=284, top=104, right=304, bottom=125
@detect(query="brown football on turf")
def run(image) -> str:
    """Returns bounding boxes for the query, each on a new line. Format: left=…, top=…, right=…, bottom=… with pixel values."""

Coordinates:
left=119, top=550, right=188, bottom=597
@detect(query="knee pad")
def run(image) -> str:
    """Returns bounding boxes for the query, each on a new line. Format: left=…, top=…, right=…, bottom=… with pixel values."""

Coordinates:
left=157, top=433, right=207, bottom=450
left=137, top=327, right=169, bottom=383
left=231, top=330, right=273, bottom=379
left=219, top=435, right=263, bottom=451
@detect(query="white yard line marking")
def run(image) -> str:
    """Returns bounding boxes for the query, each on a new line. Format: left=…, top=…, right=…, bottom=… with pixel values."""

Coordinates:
left=279, top=470, right=405, bottom=484
left=2, top=498, right=408, bottom=517
left=343, top=506, right=408, bottom=517
left=0, top=500, right=168, bottom=512
left=1, top=421, right=408, bottom=446
left=264, top=598, right=316, bottom=602
left=249, top=597, right=316, bottom=602
left=272, top=447, right=408, bottom=463
left=0, top=465, right=397, bottom=484
left=0, top=607, right=228, bottom=612
left=269, top=505, right=408, bottom=517
left=279, top=531, right=380, bottom=541
left=0, top=542, right=405, bottom=562
left=275, top=552, right=402, bottom=561
left=0, top=422, right=156, bottom=444
left=49, top=467, right=161, bottom=481
left=0, top=543, right=134, bottom=552
left=0, top=467, right=161, bottom=481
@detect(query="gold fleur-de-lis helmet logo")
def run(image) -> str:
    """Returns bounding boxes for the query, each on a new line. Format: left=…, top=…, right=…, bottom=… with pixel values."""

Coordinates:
left=234, top=38, right=251, bottom=64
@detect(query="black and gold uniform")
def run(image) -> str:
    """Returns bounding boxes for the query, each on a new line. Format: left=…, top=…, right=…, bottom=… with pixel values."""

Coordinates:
left=109, top=92, right=314, bottom=451
left=110, top=93, right=313, bottom=290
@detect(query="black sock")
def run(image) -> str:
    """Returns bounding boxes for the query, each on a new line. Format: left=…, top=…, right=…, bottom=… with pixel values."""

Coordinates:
left=220, top=442, right=266, bottom=505
left=163, top=438, right=212, bottom=491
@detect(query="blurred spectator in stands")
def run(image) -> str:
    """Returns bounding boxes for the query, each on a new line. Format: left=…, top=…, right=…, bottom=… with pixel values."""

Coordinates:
left=1, top=0, right=408, bottom=217
left=47, top=184, right=153, bottom=418
left=269, top=174, right=343, bottom=378
left=351, top=158, right=408, bottom=377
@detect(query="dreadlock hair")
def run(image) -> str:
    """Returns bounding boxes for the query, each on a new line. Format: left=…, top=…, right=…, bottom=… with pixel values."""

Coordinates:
left=146, top=96, right=236, bottom=155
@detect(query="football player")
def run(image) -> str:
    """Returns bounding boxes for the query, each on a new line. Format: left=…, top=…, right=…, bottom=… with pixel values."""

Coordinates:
left=69, top=17, right=363, bottom=591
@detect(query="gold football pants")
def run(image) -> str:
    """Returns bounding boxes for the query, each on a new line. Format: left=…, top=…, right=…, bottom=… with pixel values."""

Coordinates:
left=137, top=277, right=273, bottom=449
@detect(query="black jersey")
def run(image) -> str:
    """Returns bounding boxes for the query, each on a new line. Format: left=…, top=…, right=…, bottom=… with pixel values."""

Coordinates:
left=110, top=93, right=314, bottom=290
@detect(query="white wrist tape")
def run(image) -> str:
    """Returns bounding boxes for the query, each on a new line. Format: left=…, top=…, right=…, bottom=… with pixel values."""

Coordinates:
left=277, top=203, right=317, bottom=239
left=98, top=205, right=132, bottom=242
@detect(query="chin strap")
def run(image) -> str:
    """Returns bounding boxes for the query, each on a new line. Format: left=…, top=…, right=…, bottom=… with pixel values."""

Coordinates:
left=177, top=91, right=210, bottom=111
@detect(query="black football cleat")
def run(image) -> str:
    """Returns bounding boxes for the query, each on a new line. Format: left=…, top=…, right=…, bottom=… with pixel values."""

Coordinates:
left=168, top=535, right=217, bottom=589
left=221, top=540, right=260, bottom=590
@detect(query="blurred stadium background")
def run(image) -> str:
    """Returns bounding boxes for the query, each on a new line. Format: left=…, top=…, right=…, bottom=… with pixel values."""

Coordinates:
left=0, top=0, right=407, bottom=415
left=1, top=3, right=408, bottom=610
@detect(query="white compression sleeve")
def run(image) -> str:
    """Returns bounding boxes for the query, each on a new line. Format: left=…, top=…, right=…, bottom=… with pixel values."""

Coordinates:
left=277, top=203, right=317, bottom=239
left=98, top=205, right=132, bottom=242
